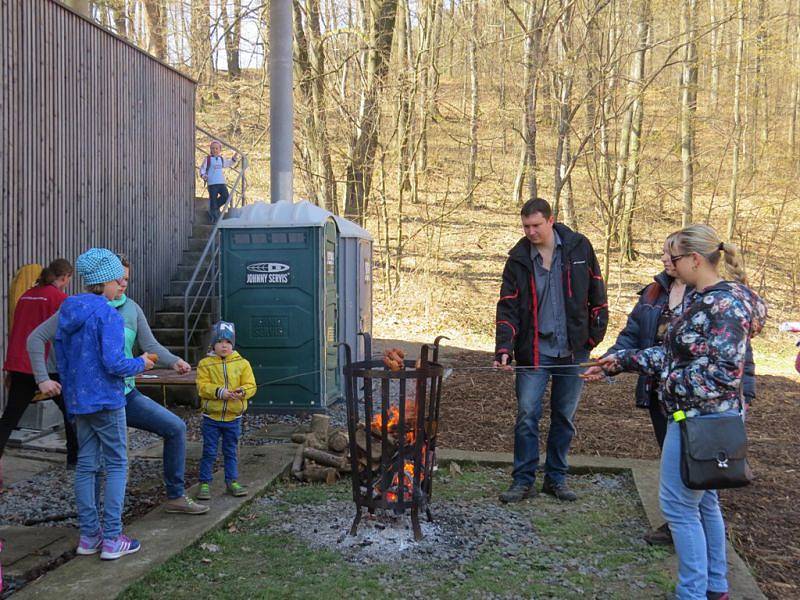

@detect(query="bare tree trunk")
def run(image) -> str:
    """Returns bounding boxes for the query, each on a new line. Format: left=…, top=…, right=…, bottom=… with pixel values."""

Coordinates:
left=221, top=0, right=242, bottom=77
left=294, top=0, right=338, bottom=213
left=344, top=0, right=400, bottom=224
left=512, top=0, right=547, bottom=205
left=791, top=0, right=800, bottom=173
left=749, top=0, right=766, bottom=171
left=709, top=0, right=720, bottom=109
left=727, top=0, right=745, bottom=240
left=466, top=0, right=479, bottom=205
left=191, top=0, right=214, bottom=86
left=552, top=0, right=574, bottom=221
left=396, top=0, right=413, bottom=193
left=417, top=0, right=443, bottom=174
left=142, top=0, right=168, bottom=60
left=63, top=0, right=92, bottom=17
left=108, top=0, right=128, bottom=37
left=619, top=0, right=651, bottom=261
left=680, top=0, right=697, bottom=227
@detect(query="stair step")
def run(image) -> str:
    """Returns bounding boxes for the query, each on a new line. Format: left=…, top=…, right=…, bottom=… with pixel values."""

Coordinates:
left=150, top=327, right=207, bottom=347
left=182, top=250, right=213, bottom=264
left=169, top=279, right=216, bottom=296
left=153, top=311, right=212, bottom=329
left=161, top=295, right=219, bottom=312
left=193, top=209, right=213, bottom=225
left=164, top=345, right=206, bottom=365
left=172, top=265, right=200, bottom=280
left=192, top=223, right=213, bottom=239
left=187, top=237, right=210, bottom=252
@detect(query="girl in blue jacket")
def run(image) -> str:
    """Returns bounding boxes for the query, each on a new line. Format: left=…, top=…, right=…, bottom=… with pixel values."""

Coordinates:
left=55, top=249, right=154, bottom=561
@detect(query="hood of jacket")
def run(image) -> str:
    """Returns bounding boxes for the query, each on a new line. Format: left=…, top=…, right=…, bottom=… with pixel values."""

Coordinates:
left=701, top=281, right=768, bottom=337
left=58, top=293, right=109, bottom=335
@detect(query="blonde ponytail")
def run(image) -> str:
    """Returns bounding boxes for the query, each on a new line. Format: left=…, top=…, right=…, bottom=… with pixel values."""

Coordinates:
left=671, top=224, right=748, bottom=285
left=720, top=242, right=748, bottom=285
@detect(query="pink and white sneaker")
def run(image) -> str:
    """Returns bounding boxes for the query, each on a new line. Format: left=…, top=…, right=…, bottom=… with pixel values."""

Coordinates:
left=100, top=534, right=141, bottom=560
left=76, top=531, right=103, bottom=555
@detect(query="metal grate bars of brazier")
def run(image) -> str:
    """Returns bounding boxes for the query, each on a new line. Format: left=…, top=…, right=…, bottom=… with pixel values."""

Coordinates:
left=340, top=333, right=446, bottom=541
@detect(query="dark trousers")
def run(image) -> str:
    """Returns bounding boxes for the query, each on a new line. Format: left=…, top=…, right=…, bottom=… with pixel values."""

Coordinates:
left=208, top=184, right=229, bottom=221
left=0, top=371, right=78, bottom=464
left=648, top=395, right=668, bottom=450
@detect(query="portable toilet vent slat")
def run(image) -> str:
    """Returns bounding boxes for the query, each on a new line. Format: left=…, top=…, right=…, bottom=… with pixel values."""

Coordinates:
left=217, top=201, right=372, bottom=412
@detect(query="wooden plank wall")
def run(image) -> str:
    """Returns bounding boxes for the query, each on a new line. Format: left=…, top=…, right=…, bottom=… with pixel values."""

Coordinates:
left=0, top=0, right=196, bottom=409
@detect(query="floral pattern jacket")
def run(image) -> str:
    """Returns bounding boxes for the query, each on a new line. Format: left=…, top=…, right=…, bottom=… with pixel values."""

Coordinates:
left=606, top=281, right=767, bottom=416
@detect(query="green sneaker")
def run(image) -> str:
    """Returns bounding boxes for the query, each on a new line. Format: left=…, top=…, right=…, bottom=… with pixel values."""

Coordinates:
left=226, top=481, right=247, bottom=497
left=196, top=483, right=211, bottom=501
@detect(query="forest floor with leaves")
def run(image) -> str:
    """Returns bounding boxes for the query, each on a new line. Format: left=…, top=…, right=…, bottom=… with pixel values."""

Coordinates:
left=431, top=348, right=800, bottom=600
left=363, top=194, right=799, bottom=600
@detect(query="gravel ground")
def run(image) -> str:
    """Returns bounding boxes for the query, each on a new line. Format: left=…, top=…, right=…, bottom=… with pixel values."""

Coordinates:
left=255, top=494, right=545, bottom=566
left=0, top=457, right=172, bottom=528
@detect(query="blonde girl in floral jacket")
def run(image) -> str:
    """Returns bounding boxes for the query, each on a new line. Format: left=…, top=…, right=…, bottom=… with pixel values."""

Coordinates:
left=587, top=224, right=767, bottom=600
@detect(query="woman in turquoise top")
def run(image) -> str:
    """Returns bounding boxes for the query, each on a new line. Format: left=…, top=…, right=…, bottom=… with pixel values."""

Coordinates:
left=28, top=257, right=208, bottom=515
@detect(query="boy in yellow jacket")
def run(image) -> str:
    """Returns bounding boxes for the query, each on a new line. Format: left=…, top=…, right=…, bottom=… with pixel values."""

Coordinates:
left=195, top=321, right=255, bottom=500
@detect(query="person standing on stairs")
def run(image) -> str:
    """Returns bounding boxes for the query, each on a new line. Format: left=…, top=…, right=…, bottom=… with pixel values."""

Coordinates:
left=199, top=140, right=238, bottom=222
left=27, top=255, right=209, bottom=515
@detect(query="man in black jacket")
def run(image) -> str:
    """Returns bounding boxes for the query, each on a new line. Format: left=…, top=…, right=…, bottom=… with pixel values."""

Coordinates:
left=494, top=198, right=608, bottom=502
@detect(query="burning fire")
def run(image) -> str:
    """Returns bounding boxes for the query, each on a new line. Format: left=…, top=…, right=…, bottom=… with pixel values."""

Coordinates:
left=371, top=399, right=417, bottom=443
left=368, top=401, right=428, bottom=503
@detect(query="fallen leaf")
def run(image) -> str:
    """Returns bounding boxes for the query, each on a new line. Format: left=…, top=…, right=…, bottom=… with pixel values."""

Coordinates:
left=200, top=543, right=220, bottom=553
left=201, top=558, right=212, bottom=564
left=449, top=462, right=463, bottom=476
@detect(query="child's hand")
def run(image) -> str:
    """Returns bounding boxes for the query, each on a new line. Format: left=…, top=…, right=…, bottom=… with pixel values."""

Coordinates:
left=140, top=353, right=155, bottom=371
left=222, top=389, right=239, bottom=401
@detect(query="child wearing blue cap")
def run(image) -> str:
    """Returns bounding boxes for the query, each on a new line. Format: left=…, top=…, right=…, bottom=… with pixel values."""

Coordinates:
left=195, top=321, right=256, bottom=500
left=55, top=248, right=154, bottom=560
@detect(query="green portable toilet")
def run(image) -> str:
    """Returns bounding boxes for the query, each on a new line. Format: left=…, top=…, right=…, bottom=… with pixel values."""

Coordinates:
left=217, top=201, right=340, bottom=411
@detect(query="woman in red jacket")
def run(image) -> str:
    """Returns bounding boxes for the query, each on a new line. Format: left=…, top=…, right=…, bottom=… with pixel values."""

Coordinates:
left=1, top=259, right=77, bottom=474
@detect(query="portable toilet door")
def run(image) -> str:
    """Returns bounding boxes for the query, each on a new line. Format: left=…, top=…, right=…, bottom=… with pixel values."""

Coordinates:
left=217, top=201, right=341, bottom=412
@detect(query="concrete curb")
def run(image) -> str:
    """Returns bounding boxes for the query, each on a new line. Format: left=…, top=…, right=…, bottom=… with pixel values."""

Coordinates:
left=12, top=444, right=295, bottom=600
left=437, top=448, right=766, bottom=600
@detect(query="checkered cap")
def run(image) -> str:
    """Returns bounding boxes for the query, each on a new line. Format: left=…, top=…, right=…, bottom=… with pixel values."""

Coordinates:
left=75, top=248, right=124, bottom=285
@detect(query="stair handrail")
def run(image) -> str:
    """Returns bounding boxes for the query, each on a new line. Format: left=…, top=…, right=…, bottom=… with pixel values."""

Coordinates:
left=184, top=128, right=249, bottom=359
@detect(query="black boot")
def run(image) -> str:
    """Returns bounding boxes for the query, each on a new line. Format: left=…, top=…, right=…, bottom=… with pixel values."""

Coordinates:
left=643, top=522, right=673, bottom=546
left=499, top=483, right=537, bottom=504
left=542, top=477, right=577, bottom=501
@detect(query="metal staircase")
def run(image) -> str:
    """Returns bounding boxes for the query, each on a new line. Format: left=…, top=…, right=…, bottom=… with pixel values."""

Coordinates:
left=149, top=128, right=247, bottom=365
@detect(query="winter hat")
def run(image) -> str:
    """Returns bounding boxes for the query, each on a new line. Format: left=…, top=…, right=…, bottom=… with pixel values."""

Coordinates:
left=210, top=321, right=236, bottom=347
left=75, top=248, right=124, bottom=285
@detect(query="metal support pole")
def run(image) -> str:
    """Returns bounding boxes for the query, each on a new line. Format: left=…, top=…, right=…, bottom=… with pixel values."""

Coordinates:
left=270, top=0, right=294, bottom=203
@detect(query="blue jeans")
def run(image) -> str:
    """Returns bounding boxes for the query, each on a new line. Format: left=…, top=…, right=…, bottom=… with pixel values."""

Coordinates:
left=660, top=411, right=734, bottom=599
left=512, top=351, right=589, bottom=486
left=199, top=417, right=241, bottom=483
left=74, top=408, right=127, bottom=540
left=126, top=389, right=187, bottom=499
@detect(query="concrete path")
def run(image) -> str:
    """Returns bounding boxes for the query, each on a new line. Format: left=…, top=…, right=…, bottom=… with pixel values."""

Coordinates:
left=437, top=449, right=766, bottom=600
left=1, top=452, right=58, bottom=488
left=12, top=444, right=295, bottom=599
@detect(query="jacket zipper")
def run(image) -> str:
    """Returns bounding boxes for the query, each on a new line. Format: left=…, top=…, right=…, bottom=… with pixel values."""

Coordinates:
left=529, top=273, right=540, bottom=367
left=221, top=357, right=229, bottom=421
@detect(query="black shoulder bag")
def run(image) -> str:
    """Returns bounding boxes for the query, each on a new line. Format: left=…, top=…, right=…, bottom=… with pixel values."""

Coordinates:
left=677, top=409, right=753, bottom=490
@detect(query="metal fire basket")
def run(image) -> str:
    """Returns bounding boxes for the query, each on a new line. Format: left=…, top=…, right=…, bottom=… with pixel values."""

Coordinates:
left=341, top=333, right=446, bottom=541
